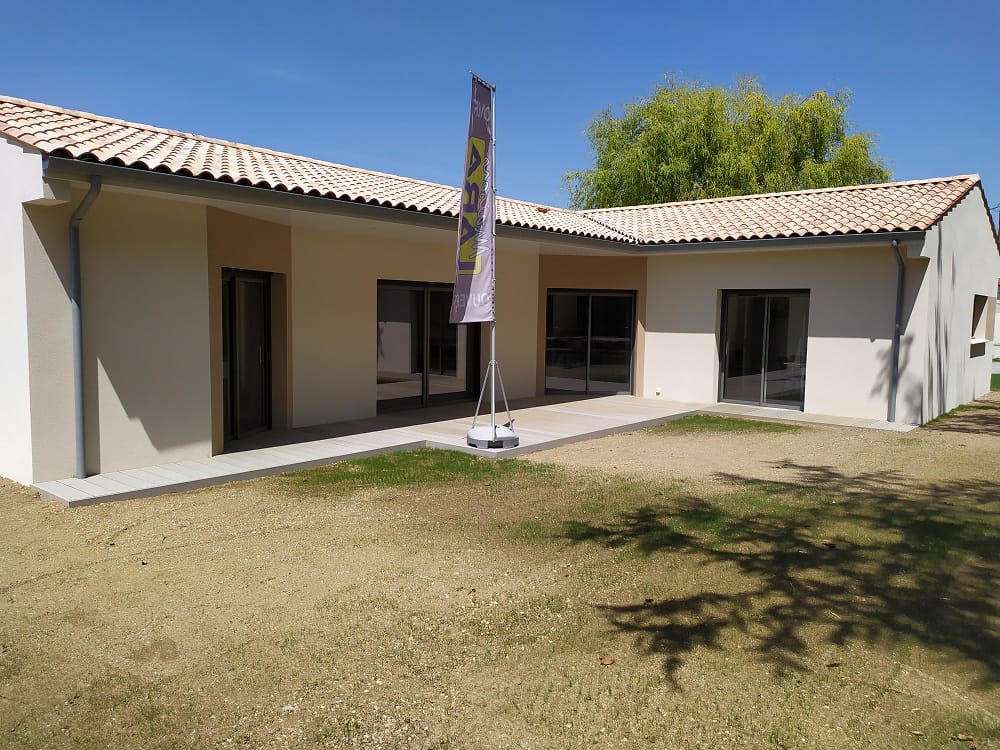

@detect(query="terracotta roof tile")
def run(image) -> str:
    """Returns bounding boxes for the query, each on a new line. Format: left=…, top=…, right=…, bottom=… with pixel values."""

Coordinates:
left=584, top=176, right=980, bottom=245
left=0, top=95, right=980, bottom=246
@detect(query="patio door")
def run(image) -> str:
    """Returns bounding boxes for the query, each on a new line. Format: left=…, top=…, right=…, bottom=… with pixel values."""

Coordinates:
left=545, top=290, right=635, bottom=394
left=222, top=270, right=271, bottom=441
left=720, top=291, right=809, bottom=408
left=376, top=281, right=479, bottom=411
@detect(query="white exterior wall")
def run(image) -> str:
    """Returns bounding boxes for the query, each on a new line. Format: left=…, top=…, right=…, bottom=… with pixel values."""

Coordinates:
left=23, top=197, right=76, bottom=482
left=912, top=189, right=1000, bottom=421
left=643, top=243, right=925, bottom=421
left=291, top=226, right=538, bottom=427
left=0, top=138, right=46, bottom=484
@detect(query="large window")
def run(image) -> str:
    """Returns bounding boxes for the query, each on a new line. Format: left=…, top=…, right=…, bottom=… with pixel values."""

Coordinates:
left=720, top=291, right=810, bottom=409
left=545, top=290, right=635, bottom=395
left=377, top=281, right=479, bottom=410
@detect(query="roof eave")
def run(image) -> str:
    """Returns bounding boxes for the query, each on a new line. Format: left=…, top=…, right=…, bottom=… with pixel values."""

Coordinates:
left=634, top=231, right=928, bottom=255
left=43, top=156, right=462, bottom=233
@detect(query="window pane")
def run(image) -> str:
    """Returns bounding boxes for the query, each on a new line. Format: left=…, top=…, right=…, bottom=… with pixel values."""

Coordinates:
left=545, top=293, right=588, bottom=392
left=377, top=287, right=424, bottom=404
left=722, top=294, right=766, bottom=403
left=428, top=290, right=467, bottom=398
left=763, top=294, right=809, bottom=407
left=589, top=295, right=633, bottom=393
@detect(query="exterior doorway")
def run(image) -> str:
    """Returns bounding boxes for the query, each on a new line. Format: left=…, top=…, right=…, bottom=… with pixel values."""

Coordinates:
left=720, top=290, right=810, bottom=409
left=377, top=281, right=480, bottom=411
left=545, top=290, right=636, bottom=394
left=222, top=269, right=272, bottom=441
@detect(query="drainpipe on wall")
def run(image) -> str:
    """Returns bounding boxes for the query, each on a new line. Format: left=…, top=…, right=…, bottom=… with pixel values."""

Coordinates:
left=69, top=176, right=102, bottom=478
left=888, top=239, right=904, bottom=423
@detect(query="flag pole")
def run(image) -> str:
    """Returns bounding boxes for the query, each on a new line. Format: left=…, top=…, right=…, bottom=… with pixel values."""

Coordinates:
left=489, top=80, right=497, bottom=441
left=463, top=74, right=517, bottom=449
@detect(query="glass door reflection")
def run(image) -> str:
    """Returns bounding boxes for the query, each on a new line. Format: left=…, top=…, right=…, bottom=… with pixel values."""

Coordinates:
left=377, top=282, right=477, bottom=411
left=545, top=290, right=635, bottom=395
left=721, top=291, right=809, bottom=409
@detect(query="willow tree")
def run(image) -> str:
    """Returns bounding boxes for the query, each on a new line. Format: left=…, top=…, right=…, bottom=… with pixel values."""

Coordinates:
left=565, top=77, right=890, bottom=209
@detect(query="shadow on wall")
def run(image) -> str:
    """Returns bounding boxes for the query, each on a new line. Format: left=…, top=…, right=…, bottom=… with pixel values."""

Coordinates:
left=556, top=464, right=998, bottom=688
left=83, top=279, right=211, bottom=473
left=870, top=335, right=918, bottom=422
left=928, top=229, right=953, bottom=419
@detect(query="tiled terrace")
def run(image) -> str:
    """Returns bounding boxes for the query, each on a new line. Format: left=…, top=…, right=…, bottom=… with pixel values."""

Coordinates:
left=32, top=396, right=917, bottom=507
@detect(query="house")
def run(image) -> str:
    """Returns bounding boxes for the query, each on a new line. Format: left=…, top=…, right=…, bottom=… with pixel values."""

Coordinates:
left=1, top=94, right=998, bottom=488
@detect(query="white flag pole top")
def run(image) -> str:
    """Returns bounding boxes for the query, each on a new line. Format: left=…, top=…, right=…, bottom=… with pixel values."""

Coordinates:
left=450, top=74, right=496, bottom=325
left=454, top=73, right=518, bottom=450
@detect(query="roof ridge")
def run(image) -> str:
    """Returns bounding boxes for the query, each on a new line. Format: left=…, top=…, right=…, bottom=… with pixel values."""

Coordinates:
left=579, top=213, right=642, bottom=243
left=0, top=93, right=466, bottom=196
left=497, top=195, right=577, bottom=213
left=583, top=174, right=982, bottom=213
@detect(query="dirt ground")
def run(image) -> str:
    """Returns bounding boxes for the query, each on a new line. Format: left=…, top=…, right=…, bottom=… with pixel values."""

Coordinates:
left=1, top=395, right=998, bottom=749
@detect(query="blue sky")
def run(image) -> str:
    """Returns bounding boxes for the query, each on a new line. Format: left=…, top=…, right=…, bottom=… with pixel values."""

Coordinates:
left=2, top=0, right=998, bottom=217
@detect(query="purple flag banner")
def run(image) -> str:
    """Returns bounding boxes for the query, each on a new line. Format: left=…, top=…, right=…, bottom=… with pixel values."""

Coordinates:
left=450, top=75, right=496, bottom=324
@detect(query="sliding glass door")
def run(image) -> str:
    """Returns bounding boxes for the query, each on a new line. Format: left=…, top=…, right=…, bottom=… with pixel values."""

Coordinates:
left=721, top=291, right=809, bottom=408
left=545, top=290, right=635, bottom=395
left=222, top=269, right=271, bottom=441
left=377, top=282, right=478, bottom=410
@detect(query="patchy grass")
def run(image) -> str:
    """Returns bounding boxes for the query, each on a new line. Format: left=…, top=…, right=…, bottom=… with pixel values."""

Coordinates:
left=650, top=414, right=803, bottom=434
left=992, top=372, right=999, bottom=391
left=284, top=446, right=554, bottom=494
left=925, top=403, right=981, bottom=426
left=1, top=425, right=998, bottom=749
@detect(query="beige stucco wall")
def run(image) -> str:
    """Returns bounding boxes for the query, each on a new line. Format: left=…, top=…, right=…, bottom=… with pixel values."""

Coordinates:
left=77, top=191, right=212, bottom=475
left=291, top=226, right=538, bottom=427
left=643, top=243, right=926, bottom=421
left=910, top=189, right=1000, bottom=421
left=22, top=197, right=75, bottom=482
left=0, top=137, right=48, bottom=484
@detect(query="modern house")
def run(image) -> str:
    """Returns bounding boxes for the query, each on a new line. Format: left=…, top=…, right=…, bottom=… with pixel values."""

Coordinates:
left=1, top=95, right=997, bottom=488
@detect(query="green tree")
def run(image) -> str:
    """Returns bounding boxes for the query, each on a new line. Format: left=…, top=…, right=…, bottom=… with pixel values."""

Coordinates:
left=565, top=77, right=891, bottom=209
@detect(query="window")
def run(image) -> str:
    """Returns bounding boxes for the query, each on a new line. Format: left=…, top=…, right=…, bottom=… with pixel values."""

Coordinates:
left=970, top=294, right=995, bottom=358
left=971, top=295, right=988, bottom=339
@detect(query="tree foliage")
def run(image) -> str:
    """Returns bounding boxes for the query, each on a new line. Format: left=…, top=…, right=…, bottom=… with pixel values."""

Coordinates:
left=565, top=77, right=891, bottom=209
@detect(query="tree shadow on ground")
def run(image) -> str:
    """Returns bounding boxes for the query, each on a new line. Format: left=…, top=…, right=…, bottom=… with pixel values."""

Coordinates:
left=557, top=465, right=999, bottom=686
left=923, top=395, right=1000, bottom=436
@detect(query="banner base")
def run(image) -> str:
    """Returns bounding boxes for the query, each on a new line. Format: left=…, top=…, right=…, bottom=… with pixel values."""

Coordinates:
left=467, top=423, right=519, bottom=449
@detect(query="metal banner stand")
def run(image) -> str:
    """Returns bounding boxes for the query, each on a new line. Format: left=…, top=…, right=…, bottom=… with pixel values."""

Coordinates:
left=460, top=76, right=518, bottom=450
left=467, top=321, right=518, bottom=448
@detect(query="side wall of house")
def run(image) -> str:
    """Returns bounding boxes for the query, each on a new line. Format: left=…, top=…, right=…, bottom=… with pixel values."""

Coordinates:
left=914, top=189, right=1000, bottom=421
left=290, top=226, right=539, bottom=427
left=0, top=138, right=46, bottom=484
left=643, top=242, right=927, bottom=422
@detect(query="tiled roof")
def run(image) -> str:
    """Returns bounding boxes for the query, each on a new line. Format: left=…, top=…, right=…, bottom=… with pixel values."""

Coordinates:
left=0, top=95, right=626, bottom=242
left=584, top=176, right=981, bottom=244
left=0, top=95, right=981, bottom=247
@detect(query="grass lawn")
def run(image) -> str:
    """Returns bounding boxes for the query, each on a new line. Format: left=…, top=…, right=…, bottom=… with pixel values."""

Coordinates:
left=992, top=372, right=999, bottom=391
left=650, top=414, right=802, bottom=434
left=1, top=423, right=998, bottom=748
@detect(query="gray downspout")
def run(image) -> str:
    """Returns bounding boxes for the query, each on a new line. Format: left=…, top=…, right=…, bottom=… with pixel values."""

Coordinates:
left=69, top=176, right=102, bottom=478
left=888, top=239, right=904, bottom=422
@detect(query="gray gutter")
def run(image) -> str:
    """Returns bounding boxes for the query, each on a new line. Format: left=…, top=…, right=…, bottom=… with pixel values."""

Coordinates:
left=888, top=239, right=905, bottom=422
left=635, top=230, right=927, bottom=254
left=69, top=176, right=102, bottom=478
left=44, top=156, right=459, bottom=231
